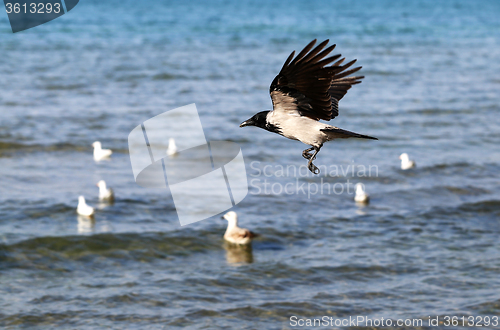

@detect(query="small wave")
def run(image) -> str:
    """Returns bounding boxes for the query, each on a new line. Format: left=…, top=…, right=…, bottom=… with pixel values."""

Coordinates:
left=19, top=203, right=74, bottom=220
left=407, top=108, right=476, bottom=116
left=0, top=231, right=224, bottom=271
left=0, top=141, right=28, bottom=151
left=43, top=83, right=87, bottom=91
left=114, top=73, right=148, bottom=82
left=360, top=69, right=402, bottom=76
left=417, top=162, right=499, bottom=178
left=458, top=200, right=500, bottom=214
left=0, top=142, right=129, bottom=155
left=0, top=142, right=84, bottom=153
left=467, top=298, right=500, bottom=313
left=416, top=199, right=500, bottom=222
left=152, top=73, right=186, bottom=80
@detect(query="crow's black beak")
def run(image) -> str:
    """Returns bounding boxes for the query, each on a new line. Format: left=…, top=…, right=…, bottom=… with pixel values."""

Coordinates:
left=239, top=119, right=253, bottom=128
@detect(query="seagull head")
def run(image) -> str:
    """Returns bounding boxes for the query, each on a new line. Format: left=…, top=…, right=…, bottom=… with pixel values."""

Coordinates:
left=78, top=195, right=86, bottom=205
left=399, top=153, right=409, bottom=161
left=97, top=180, right=106, bottom=189
left=92, top=141, right=101, bottom=149
left=167, top=138, right=178, bottom=156
left=240, top=111, right=269, bottom=128
left=168, top=138, right=176, bottom=148
left=222, top=211, right=238, bottom=225
left=355, top=183, right=365, bottom=195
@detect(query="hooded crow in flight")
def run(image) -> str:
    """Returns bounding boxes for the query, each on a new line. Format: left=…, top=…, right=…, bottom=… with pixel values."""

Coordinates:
left=240, top=39, right=377, bottom=174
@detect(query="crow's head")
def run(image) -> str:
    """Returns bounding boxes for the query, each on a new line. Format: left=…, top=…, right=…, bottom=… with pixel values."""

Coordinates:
left=240, top=111, right=270, bottom=129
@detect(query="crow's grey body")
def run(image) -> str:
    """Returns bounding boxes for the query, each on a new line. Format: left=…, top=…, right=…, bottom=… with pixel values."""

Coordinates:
left=240, top=39, right=377, bottom=174
left=267, top=109, right=326, bottom=147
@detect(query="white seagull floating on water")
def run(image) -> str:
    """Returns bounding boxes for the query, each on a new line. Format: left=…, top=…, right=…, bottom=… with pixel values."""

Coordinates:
left=399, top=153, right=416, bottom=170
left=222, top=211, right=258, bottom=245
left=354, top=183, right=370, bottom=204
left=166, top=138, right=178, bottom=156
left=92, top=141, right=112, bottom=161
left=97, top=180, right=114, bottom=201
left=77, top=196, right=95, bottom=217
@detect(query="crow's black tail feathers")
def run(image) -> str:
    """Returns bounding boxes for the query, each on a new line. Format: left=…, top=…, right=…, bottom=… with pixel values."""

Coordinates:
left=320, top=128, right=378, bottom=140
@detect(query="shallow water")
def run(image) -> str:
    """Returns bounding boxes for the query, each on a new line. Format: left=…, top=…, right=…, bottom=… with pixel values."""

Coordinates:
left=1, top=0, right=500, bottom=329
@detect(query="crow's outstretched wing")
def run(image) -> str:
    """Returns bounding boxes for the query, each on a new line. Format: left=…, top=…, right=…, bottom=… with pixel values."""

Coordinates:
left=270, top=39, right=363, bottom=121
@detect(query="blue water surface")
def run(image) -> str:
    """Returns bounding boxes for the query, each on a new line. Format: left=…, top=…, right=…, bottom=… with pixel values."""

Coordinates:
left=1, top=0, right=500, bottom=329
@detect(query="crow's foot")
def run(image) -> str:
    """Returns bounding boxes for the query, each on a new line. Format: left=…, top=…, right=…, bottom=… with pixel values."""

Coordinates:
left=302, top=147, right=314, bottom=160
left=307, top=160, right=320, bottom=174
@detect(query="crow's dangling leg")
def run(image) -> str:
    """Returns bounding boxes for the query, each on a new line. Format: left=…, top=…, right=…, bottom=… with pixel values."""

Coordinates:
left=302, top=147, right=315, bottom=160
left=307, top=145, right=322, bottom=174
